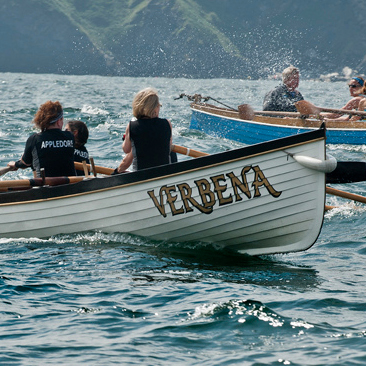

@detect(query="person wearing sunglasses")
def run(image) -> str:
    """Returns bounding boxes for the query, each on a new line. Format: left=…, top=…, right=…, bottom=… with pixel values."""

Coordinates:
left=356, top=82, right=366, bottom=119
left=324, top=76, right=365, bottom=120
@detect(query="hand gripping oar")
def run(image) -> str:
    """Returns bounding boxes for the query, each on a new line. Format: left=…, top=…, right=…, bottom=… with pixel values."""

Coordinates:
left=295, top=100, right=366, bottom=118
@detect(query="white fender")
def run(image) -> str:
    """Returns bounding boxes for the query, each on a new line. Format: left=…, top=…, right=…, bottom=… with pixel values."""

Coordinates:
left=291, top=154, right=337, bottom=173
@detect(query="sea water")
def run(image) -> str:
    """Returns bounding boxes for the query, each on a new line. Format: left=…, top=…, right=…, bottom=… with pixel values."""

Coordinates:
left=1, top=73, right=366, bottom=366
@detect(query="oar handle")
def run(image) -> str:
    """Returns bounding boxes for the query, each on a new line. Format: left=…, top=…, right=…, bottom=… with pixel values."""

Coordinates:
left=171, top=144, right=209, bottom=158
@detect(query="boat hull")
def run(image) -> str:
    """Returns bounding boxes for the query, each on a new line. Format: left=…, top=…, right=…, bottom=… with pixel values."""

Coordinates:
left=0, top=129, right=326, bottom=255
left=190, top=103, right=366, bottom=145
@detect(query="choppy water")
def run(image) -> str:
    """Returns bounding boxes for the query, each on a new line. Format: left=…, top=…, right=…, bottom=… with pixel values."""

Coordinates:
left=1, top=73, right=366, bottom=365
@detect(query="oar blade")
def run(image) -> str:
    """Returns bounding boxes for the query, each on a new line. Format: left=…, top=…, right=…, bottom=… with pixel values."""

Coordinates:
left=238, top=104, right=255, bottom=120
left=295, top=100, right=321, bottom=115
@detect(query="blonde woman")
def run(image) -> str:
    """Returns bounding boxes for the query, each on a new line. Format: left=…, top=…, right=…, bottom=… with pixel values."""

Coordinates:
left=122, top=88, right=173, bottom=171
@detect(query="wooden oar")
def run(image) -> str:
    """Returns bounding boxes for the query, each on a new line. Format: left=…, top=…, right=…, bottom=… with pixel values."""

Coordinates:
left=326, top=186, right=366, bottom=204
left=74, top=161, right=114, bottom=175
left=237, top=104, right=303, bottom=120
left=325, top=205, right=337, bottom=211
left=171, top=144, right=209, bottom=158
left=0, top=176, right=84, bottom=189
left=295, top=100, right=366, bottom=117
left=326, top=161, right=366, bottom=184
left=0, top=166, right=12, bottom=177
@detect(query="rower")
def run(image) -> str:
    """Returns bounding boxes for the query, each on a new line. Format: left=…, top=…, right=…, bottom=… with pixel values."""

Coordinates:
left=7, top=101, right=76, bottom=177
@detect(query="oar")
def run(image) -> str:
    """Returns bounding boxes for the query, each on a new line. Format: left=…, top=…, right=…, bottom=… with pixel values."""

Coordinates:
left=325, top=205, right=337, bottom=211
left=326, top=161, right=366, bottom=184
left=326, top=186, right=366, bottom=205
left=0, top=166, right=12, bottom=177
left=171, top=144, right=209, bottom=158
left=74, top=161, right=114, bottom=175
left=237, top=104, right=303, bottom=120
left=295, top=100, right=366, bottom=117
left=0, top=176, right=84, bottom=189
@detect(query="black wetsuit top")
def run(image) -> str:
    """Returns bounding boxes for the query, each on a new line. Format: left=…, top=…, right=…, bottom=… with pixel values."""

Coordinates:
left=22, top=129, right=76, bottom=177
left=263, top=84, right=304, bottom=112
left=129, top=118, right=171, bottom=170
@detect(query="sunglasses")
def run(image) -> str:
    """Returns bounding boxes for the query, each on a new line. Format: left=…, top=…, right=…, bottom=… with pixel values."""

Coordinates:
left=349, top=84, right=359, bottom=88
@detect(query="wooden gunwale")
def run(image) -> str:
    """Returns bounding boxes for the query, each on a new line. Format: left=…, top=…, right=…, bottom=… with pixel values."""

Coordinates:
left=191, top=103, right=366, bottom=130
left=0, top=136, right=324, bottom=207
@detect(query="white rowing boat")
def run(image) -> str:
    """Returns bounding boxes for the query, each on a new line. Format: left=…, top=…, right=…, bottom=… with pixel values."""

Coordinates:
left=0, top=127, right=328, bottom=255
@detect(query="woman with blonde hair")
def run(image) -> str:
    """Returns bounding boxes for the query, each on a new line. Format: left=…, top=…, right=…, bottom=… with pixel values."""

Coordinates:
left=8, top=100, right=76, bottom=177
left=122, top=87, right=173, bottom=171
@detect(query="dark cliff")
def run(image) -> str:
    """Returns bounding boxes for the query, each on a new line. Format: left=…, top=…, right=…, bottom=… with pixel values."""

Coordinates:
left=0, top=0, right=365, bottom=79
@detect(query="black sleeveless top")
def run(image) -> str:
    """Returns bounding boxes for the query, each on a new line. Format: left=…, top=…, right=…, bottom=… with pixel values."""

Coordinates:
left=22, top=129, right=76, bottom=177
left=129, top=118, right=171, bottom=170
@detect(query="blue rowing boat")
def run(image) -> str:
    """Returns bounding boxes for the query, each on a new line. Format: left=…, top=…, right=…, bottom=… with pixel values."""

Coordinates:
left=190, top=102, right=366, bottom=145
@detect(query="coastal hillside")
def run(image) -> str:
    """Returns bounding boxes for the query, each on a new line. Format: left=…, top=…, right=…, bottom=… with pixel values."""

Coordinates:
left=0, top=0, right=365, bottom=79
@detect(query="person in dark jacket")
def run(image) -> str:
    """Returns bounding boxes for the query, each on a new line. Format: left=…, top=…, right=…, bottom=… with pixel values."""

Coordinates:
left=263, top=66, right=304, bottom=112
left=8, top=100, right=75, bottom=177
left=65, top=120, right=90, bottom=176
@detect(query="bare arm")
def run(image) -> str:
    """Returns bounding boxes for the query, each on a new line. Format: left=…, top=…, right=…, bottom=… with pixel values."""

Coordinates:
left=122, top=123, right=131, bottom=154
left=117, top=152, right=133, bottom=173
left=324, top=97, right=363, bottom=119
left=167, top=119, right=173, bottom=151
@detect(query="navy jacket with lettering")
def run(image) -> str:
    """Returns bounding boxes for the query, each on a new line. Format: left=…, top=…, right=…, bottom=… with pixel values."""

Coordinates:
left=74, top=145, right=90, bottom=176
left=22, top=129, right=76, bottom=177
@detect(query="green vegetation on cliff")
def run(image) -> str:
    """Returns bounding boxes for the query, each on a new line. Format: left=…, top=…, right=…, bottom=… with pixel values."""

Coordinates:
left=0, top=0, right=365, bottom=78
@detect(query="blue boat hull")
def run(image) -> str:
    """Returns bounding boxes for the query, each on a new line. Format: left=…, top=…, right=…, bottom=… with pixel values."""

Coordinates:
left=190, top=107, right=366, bottom=145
